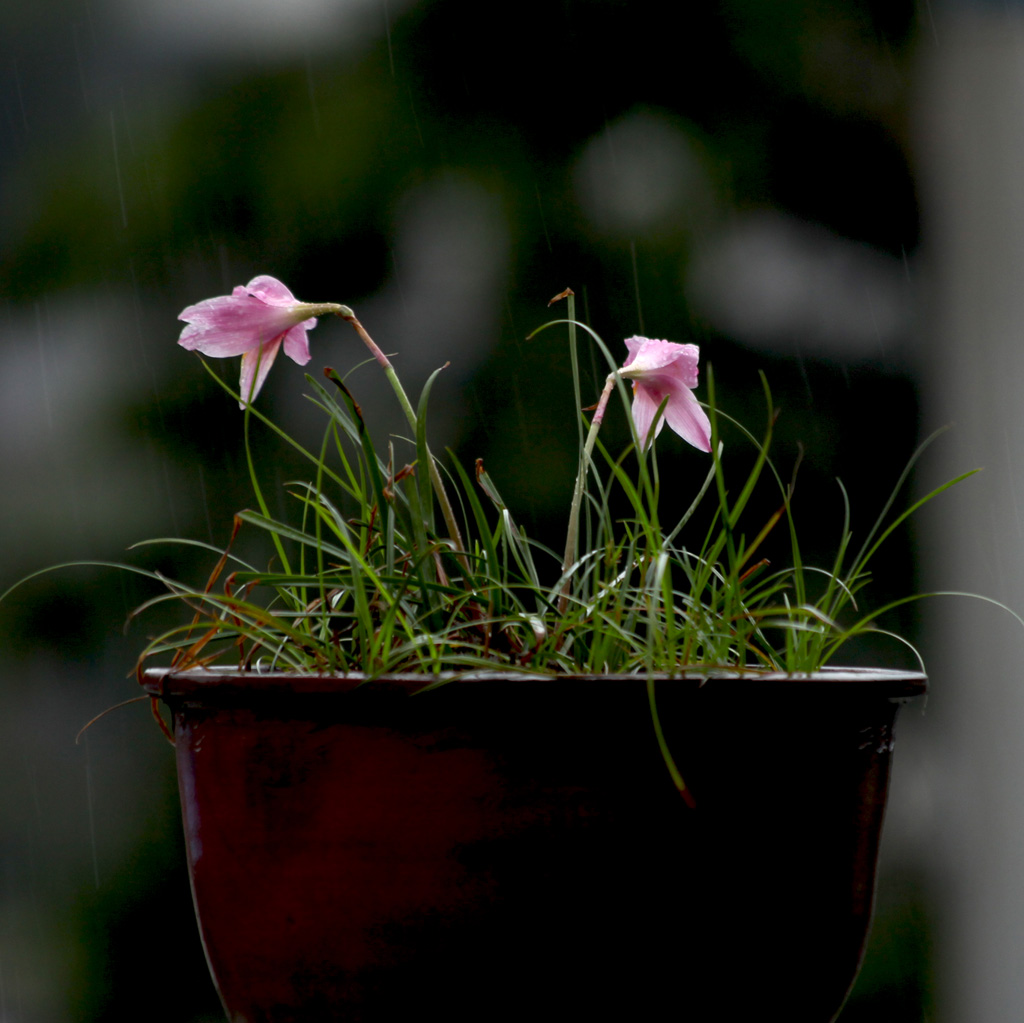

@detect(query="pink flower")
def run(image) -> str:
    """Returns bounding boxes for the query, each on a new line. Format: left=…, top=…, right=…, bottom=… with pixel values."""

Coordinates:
left=619, top=336, right=712, bottom=452
left=178, top=275, right=344, bottom=407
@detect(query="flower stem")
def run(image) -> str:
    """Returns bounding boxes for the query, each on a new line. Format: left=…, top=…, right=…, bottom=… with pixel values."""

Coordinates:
left=337, top=310, right=467, bottom=564
left=559, top=371, right=617, bottom=614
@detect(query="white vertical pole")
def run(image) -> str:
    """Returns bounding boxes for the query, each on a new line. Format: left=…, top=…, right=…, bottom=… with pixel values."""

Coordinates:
left=916, top=10, right=1024, bottom=1021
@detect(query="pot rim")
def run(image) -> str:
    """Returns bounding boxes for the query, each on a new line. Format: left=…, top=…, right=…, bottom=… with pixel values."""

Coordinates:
left=140, top=665, right=927, bottom=700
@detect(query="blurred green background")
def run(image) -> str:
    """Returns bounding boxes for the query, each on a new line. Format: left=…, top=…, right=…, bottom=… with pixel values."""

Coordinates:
left=0, top=0, right=946, bottom=1018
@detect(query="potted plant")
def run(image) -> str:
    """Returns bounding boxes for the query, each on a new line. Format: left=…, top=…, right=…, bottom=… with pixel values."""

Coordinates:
left=14, top=277, right=967, bottom=1020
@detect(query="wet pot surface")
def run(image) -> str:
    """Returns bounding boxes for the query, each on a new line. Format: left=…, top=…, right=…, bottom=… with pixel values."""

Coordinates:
left=143, top=669, right=925, bottom=1023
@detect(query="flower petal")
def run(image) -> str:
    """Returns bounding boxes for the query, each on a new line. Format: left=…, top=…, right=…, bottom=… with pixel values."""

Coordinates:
left=630, top=384, right=667, bottom=447
left=238, top=338, right=283, bottom=408
left=661, top=384, right=712, bottom=452
left=178, top=277, right=330, bottom=407
left=621, top=336, right=710, bottom=452
left=622, top=336, right=700, bottom=388
left=180, top=296, right=313, bottom=360
left=244, top=275, right=298, bottom=307
left=281, top=320, right=316, bottom=365
left=623, top=336, right=645, bottom=368
left=178, top=296, right=306, bottom=357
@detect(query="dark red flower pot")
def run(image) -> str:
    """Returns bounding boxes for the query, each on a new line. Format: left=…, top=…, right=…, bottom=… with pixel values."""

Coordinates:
left=141, top=667, right=925, bottom=1023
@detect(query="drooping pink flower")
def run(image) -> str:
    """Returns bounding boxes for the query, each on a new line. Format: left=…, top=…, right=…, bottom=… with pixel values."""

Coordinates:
left=178, top=275, right=344, bottom=407
left=619, top=336, right=712, bottom=452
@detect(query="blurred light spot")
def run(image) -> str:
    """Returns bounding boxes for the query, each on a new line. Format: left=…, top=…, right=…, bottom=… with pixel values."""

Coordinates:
left=686, top=211, right=914, bottom=362
left=574, top=110, right=714, bottom=238
left=117, top=0, right=421, bottom=60
left=281, top=174, right=508, bottom=444
left=0, top=295, right=189, bottom=565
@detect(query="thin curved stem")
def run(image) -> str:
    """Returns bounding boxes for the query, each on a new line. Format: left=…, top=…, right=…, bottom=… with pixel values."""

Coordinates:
left=337, top=310, right=468, bottom=568
left=559, top=371, right=617, bottom=614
